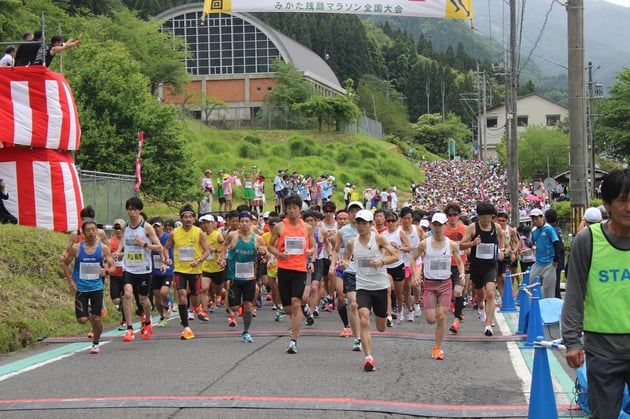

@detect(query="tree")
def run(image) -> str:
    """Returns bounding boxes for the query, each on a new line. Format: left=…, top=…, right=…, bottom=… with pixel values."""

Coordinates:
left=293, top=96, right=334, bottom=131
left=495, top=126, right=569, bottom=180
left=412, top=113, right=471, bottom=158
left=201, top=95, right=228, bottom=126
left=328, top=95, right=362, bottom=131
left=599, top=69, right=630, bottom=162
left=267, top=59, right=311, bottom=106
left=64, top=41, right=197, bottom=202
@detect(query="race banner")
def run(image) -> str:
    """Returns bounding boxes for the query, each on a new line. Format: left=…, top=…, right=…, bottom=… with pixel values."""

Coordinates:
left=203, top=0, right=473, bottom=19
left=134, top=132, right=144, bottom=192
left=0, top=66, right=81, bottom=151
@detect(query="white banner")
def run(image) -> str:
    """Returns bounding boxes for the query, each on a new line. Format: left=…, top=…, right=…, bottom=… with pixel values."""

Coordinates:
left=203, top=0, right=473, bottom=19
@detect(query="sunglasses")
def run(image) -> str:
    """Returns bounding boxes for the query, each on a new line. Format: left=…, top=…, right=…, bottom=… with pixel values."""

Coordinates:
left=447, top=213, right=458, bottom=218
left=113, top=226, right=121, bottom=230
left=496, top=218, right=507, bottom=222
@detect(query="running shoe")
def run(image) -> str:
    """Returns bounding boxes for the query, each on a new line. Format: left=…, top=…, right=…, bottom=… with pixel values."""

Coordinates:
left=305, top=316, right=314, bottom=326
left=181, top=327, right=195, bottom=340
left=484, top=325, right=494, bottom=337
left=165, top=304, right=173, bottom=319
left=228, top=315, right=237, bottom=327
left=414, top=303, right=422, bottom=316
left=187, top=310, right=195, bottom=321
left=89, top=344, right=100, bottom=354
left=123, top=329, right=134, bottom=342
left=363, top=357, right=375, bottom=372
left=287, top=339, right=297, bottom=354
left=87, top=329, right=94, bottom=339
left=252, top=308, right=257, bottom=317
left=141, top=323, right=152, bottom=340
left=387, top=317, right=393, bottom=328
left=339, top=327, right=352, bottom=337
left=313, top=306, right=319, bottom=317
left=274, top=311, right=284, bottom=321
left=198, top=310, right=209, bottom=321
left=449, top=321, right=459, bottom=334
left=352, top=339, right=362, bottom=352
left=256, top=295, right=263, bottom=308
left=158, top=318, right=168, bottom=327
left=478, top=308, right=487, bottom=323
left=238, top=305, right=244, bottom=317
left=324, top=303, right=334, bottom=313
left=266, top=293, right=273, bottom=301
left=208, top=307, right=217, bottom=314
left=407, top=311, right=415, bottom=322
left=396, top=312, right=402, bottom=325
left=391, top=308, right=397, bottom=319
left=118, top=322, right=127, bottom=331
left=242, top=332, right=254, bottom=343
left=432, top=346, right=444, bottom=360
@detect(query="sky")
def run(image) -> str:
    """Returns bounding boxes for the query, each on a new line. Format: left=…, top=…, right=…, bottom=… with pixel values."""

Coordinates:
left=605, top=0, right=630, bottom=6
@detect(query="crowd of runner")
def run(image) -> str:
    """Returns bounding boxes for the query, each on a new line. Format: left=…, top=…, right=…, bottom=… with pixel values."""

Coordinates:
left=60, top=159, right=579, bottom=372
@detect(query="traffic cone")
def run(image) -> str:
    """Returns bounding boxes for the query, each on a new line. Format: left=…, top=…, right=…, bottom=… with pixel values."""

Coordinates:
left=500, top=268, right=517, bottom=312
left=516, top=269, right=531, bottom=335
left=522, top=279, right=544, bottom=348
left=528, top=336, right=558, bottom=419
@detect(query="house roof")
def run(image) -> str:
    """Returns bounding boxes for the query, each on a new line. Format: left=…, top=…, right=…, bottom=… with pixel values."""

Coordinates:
left=486, top=92, right=568, bottom=113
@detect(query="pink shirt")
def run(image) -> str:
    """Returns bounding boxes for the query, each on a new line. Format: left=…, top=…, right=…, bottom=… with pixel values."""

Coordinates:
left=222, top=176, right=237, bottom=195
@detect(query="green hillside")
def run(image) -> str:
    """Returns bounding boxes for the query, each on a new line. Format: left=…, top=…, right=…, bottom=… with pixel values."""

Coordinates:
left=178, top=120, right=430, bottom=210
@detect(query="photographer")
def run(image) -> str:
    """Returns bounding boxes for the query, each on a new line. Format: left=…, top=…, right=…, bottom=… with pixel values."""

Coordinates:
left=0, top=179, right=18, bottom=224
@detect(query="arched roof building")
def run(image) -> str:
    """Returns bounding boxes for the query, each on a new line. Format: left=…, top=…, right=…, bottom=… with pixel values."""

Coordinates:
left=155, top=4, right=345, bottom=121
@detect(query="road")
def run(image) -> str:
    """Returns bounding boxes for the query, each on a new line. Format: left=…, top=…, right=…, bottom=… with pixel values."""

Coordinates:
left=0, top=295, right=580, bottom=418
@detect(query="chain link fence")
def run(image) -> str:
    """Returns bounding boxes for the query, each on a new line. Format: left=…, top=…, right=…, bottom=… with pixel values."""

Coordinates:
left=79, top=170, right=137, bottom=227
left=190, top=106, right=383, bottom=139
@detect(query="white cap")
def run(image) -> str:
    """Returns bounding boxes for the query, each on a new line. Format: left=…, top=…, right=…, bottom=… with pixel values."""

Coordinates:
left=530, top=208, right=544, bottom=217
left=199, top=214, right=215, bottom=222
left=355, top=209, right=373, bottom=222
left=263, top=211, right=271, bottom=218
left=347, top=201, right=364, bottom=210
left=431, top=212, right=448, bottom=225
left=420, top=219, right=430, bottom=228
left=584, top=207, right=602, bottom=223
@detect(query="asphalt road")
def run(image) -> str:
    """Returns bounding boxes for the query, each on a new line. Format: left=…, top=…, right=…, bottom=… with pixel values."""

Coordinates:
left=0, top=294, right=580, bottom=418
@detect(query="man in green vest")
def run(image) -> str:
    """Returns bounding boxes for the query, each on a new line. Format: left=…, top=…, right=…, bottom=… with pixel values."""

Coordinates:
left=562, top=169, right=630, bottom=419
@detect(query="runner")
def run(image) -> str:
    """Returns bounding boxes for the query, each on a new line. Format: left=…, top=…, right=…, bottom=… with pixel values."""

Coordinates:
left=411, top=213, right=465, bottom=360
left=163, top=204, right=211, bottom=340
left=149, top=217, right=174, bottom=327
left=340, top=209, right=399, bottom=371
left=268, top=194, right=316, bottom=354
left=199, top=214, right=226, bottom=318
left=61, top=218, right=115, bottom=354
left=219, top=211, right=267, bottom=342
left=116, top=197, right=163, bottom=342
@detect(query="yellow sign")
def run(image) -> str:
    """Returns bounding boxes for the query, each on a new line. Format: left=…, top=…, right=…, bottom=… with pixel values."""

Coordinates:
left=203, top=0, right=472, bottom=19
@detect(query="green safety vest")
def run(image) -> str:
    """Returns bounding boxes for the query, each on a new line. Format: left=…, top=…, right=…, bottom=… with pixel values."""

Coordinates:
left=584, top=224, right=630, bottom=333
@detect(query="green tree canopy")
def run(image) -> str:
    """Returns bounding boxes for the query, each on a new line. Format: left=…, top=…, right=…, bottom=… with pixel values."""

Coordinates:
left=599, top=69, right=630, bottom=162
left=412, top=113, right=471, bottom=158
left=65, top=42, right=196, bottom=202
left=496, top=126, right=569, bottom=180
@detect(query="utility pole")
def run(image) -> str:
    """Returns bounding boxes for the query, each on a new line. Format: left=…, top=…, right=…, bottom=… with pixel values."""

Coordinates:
left=587, top=61, right=597, bottom=198
left=482, top=72, right=487, bottom=162
left=567, top=0, right=587, bottom=234
left=476, top=65, right=483, bottom=161
left=507, top=0, right=520, bottom=227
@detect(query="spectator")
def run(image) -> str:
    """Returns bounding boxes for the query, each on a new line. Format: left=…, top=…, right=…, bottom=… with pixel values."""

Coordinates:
left=0, top=45, right=16, bottom=66
left=0, top=179, right=18, bottom=224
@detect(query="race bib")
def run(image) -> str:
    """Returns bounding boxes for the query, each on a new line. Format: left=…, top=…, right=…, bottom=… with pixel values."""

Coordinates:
left=206, top=251, right=215, bottom=260
left=126, top=250, right=145, bottom=265
left=285, top=237, right=305, bottom=255
left=357, top=257, right=378, bottom=275
left=152, top=254, right=162, bottom=267
left=477, top=243, right=495, bottom=260
left=235, top=261, right=255, bottom=278
left=80, top=262, right=100, bottom=280
left=179, top=246, right=195, bottom=261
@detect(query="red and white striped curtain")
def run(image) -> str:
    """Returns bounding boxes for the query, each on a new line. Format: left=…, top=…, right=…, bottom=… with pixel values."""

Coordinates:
left=0, top=67, right=83, bottom=231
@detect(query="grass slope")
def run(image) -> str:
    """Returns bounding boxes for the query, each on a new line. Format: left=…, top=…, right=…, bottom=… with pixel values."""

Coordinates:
left=0, top=225, right=119, bottom=354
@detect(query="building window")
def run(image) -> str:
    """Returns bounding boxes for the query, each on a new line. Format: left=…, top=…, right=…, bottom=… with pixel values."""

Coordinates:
left=546, top=114, right=560, bottom=127
left=487, top=117, right=498, bottom=128
left=517, top=116, right=529, bottom=127
left=162, top=12, right=283, bottom=77
left=256, top=87, right=262, bottom=92
left=267, top=86, right=273, bottom=92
